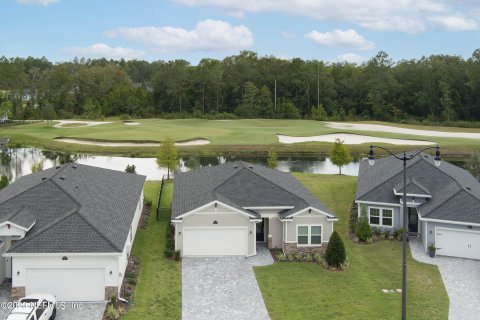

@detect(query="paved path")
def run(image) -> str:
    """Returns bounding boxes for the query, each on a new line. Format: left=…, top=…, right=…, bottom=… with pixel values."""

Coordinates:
left=409, top=239, right=480, bottom=320
left=182, top=245, right=272, bottom=320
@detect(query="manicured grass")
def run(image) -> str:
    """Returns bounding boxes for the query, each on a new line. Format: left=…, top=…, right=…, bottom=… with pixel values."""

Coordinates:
left=2, top=119, right=478, bottom=156
left=123, top=180, right=181, bottom=320
left=254, top=174, right=448, bottom=320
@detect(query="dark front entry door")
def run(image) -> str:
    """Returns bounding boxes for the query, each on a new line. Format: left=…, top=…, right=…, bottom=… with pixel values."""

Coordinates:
left=408, top=208, right=418, bottom=233
left=256, top=218, right=265, bottom=241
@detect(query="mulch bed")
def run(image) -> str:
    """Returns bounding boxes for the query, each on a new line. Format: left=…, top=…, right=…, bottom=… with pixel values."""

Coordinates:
left=138, top=203, right=151, bottom=229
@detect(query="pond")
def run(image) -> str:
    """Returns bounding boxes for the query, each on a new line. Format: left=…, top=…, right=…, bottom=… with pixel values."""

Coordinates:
left=0, top=148, right=361, bottom=182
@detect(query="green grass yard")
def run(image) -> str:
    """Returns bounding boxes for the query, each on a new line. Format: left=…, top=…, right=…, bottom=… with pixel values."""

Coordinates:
left=2, top=119, right=479, bottom=156
left=125, top=174, right=447, bottom=320
left=123, top=180, right=181, bottom=320
left=254, top=174, right=448, bottom=320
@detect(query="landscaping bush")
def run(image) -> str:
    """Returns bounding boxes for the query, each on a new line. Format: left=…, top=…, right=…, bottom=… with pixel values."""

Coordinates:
left=313, top=253, right=322, bottom=262
left=275, top=252, right=286, bottom=262
left=383, top=229, right=391, bottom=239
left=349, top=202, right=358, bottom=233
left=164, top=249, right=174, bottom=258
left=106, top=305, right=120, bottom=320
left=394, top=228, right=405, bottom=240
left=166, top=223, right=175, bottom=251
left=174, top=250, right=181, bottom=261
left=128, top=277, right=137, bottom=285
left=355, top=207, right=372, bottom=242
left=305, top=254, right=313, bottom=262
left=287, top=254, right=295, bottom=262
left=110, top=295, right=117, bottom=305
left=372, top=227, right=382, bottom=238
left=144, top=199, right=152, bottom=207
left=293, top=252, right=303, bottom=261
left=325, top=231, right=346, bottom=268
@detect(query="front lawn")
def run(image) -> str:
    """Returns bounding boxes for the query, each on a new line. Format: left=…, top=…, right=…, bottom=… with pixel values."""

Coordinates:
left=123, top=180, right=181, bottom=320
left=254, top=174, right=448, bottom=320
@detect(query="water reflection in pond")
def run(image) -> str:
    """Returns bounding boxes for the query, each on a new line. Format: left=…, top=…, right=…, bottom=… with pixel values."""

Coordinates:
left=0, top=148, right=363, bottom=182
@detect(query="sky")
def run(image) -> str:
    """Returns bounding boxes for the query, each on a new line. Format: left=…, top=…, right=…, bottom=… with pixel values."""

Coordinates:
left=1, top=0, right=480, bottom=65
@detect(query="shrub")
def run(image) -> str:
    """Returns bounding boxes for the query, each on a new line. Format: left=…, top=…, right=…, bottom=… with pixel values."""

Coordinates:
left=144, top=199, right=152, bottom=207
left=394, top=228, right=405, bottom=240
left=349, top=203, right=358, bottom=233
left=126, top=271, right=135, bottom=279
left=164, top=249, right=173, bottom=258
left=293, top=252, right=303, bottom=261
left=287, top=254, right=295, bottom=262
left=174, top=250, right=181, bottom=261
left=110, top=295, right=117, bottom=305
left=325, top=231, right=347, bottom=268
left=313, top=253, right=322, bottom=262
left=305, top=254, right=313, bottom=262
left=355, top=207, right=372, bottom=241
left=383, top=229, right=391, bottom=239
left=0, top=175, right=8, bottom=190
left=372, top=227, right=381, bottom=238
left=166, top=223, right=175, bottom=250
left=128, top=277, right=137, bottom=285
left=106, top=305, right=119, bottom=320
left=275, top=252, right=286, bottom=262
left=124, top=291, right=131, bottom=299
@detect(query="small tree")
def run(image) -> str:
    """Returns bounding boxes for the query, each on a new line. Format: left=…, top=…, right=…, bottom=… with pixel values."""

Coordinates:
left=0, top=175, right=8, bottom=190
left=325, top=231, right=346, bottom=268
left=311, top=104, right=328, bottom=121
left=31, top=161, right=44, bottom=173
left=267, top=147, right=278, bottom=168
left=329, top=138, right=352, bottom=174
left=355, top=206, right=372, bottom=241
left=156, top=137, right=178, bottom=179
left=125, top=164, right=136, bottom=174
left=465, top=150, right=480, bottom=181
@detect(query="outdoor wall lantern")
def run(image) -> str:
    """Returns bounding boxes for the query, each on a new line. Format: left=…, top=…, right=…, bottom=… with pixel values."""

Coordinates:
left=215, top=203, right=217, bottom=208
left=7, top=224, right=10, bottom=229
left=308, top=208, right=312, bottom=214
left=468, top=225, right=473, bottom=229
left=62, top=256, right=68, bottom=261
left=249, top=230, right=252, bottom=234
left=213, top=220, right=218, bottom=224
left=16, top=271, right=20, bottom=276
left=178, top=231, right=181, bottom=235
left=109, top=271, right=113, bottom=275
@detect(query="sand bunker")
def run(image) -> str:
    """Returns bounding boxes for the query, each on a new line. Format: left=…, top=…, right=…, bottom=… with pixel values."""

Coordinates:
left=55, top=138, right=210, bottom=147
left=54, top=120, right=112, bottom=128
left=326, top=122, right=480, bottom=139
left=277, top=133, right=435, bottom=145
left=124, top=122, right=140, bottom=125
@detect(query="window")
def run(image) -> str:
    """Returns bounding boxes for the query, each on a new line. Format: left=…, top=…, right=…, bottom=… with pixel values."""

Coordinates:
left=35, top=300, right=45, bottom=319
left=369, top=207, right=394, bottom=227
left=382, top=209, right=393, bottom=226
left=297, top=225, right=322, bottom=246
left=369, top=208, right=380, bottom=225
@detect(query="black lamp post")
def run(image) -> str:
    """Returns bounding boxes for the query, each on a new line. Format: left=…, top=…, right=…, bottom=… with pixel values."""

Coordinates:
left=368, top=145, right=441, bottom=320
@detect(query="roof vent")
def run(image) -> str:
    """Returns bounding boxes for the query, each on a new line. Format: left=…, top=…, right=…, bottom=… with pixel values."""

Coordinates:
left=424, top=155, right=428, bottom=158
left=59, top=176, right=66, bottom=180
left=233, top=165, right=239, bottom=168
left=41, top=177, right=47, bottom=181
left=466, top=186, right=471, bottom=191
left=55, top=166, right=61, bottom=169
left=249, top=165, right=254, bottom=169
left=72, top=165, right=78, bottom=169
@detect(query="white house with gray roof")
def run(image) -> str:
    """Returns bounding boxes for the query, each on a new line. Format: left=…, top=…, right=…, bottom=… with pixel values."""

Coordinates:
left=356, top=152, right=480, bottom=260
left=0, top=164, right=145, bottom=301
left=171, top=161, right=337, bottom=257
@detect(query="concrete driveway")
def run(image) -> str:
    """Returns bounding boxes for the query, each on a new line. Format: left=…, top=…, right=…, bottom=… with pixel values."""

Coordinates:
left=182, top=244, right=273, bottom=320
left=0, top=282, right=105, bottom=320
left=410, top=239, right=480, bottom=320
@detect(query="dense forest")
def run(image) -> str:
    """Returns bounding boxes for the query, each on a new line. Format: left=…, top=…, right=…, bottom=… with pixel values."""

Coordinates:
left=1, top=50, right=480, bottom=123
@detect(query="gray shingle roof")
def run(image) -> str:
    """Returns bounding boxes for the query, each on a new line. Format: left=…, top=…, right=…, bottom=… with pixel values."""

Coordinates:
left=356, top=152, right=480, bottom=224
left=394, top=177, right=430, bottom=196
left=0, top=164, right=145, bottom=254
left=172, top=161, right=335, bottom=220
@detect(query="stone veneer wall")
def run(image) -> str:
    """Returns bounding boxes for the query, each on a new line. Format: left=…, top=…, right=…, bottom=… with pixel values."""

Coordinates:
left=105, top=286, right=118, bottom=301
left=283, top=243, right=326, bottom=255
left=12, top=286, right=25, bottom=301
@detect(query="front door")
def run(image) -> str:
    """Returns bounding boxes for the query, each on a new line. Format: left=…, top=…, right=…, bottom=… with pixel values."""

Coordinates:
left=256, top=219, right=265, bottom=242
left=408, top=208, right=418, bottom=233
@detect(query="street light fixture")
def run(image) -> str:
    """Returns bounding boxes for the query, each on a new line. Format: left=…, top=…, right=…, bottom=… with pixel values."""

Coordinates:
left=367, top=145, right=441, bottom=320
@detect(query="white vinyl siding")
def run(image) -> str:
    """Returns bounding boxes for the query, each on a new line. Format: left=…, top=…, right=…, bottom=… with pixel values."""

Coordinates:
left=268, top=217, right=283, bottom=248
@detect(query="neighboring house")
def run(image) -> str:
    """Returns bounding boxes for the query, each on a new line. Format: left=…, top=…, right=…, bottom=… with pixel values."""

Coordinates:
left=171, top=161, right=337, bottom=257
left=356, top=152, right=480, bottom=260
left=0, top=164, right=146, bottom=301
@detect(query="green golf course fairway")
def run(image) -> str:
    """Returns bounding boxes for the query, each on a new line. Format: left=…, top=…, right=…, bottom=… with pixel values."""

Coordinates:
left=2, top=119, right=479, bottom=157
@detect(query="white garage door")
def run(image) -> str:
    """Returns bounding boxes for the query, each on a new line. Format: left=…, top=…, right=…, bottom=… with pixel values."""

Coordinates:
left=183, top=228, right=247, bottom=256
left=26, top=268, right=105, bottom=301
left=436, top=228, right=480, bottom=260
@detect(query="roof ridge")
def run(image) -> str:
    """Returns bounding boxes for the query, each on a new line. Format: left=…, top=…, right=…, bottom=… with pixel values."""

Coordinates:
left=419, top=155, right=480, bottom=201
left=215, top=165, right=309, bottom=208
left=8, top=207, right=80, bottom=252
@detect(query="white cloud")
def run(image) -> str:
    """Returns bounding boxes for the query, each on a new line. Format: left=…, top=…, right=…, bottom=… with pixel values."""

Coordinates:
left=429, top=15, right=479, bottom=31
left=174, top=0, right=480, bottom=33
left=305, top=29, right=374, bottom=51
left=62, top=43, right=145, bottom=60
left=105, top=19, right=253, bottom=53
left=16, top=0, right=59, bottom=5
left=336, top=53, right=366, bottom=64
left=281, top=31, right=297, bottom=39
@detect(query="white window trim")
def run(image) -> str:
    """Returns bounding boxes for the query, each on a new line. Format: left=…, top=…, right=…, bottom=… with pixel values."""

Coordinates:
left=296, top=224, right=323, bottom=247
left=368, top=206, right=394, bottom=228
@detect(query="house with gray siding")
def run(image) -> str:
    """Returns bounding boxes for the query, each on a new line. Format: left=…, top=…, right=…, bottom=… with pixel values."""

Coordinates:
left=171, top=161, right=337, bottom=257
left=356, top=152, right=480, bottom=260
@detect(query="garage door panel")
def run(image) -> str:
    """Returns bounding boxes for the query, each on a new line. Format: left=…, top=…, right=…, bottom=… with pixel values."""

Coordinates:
left=436, top=228, right=480, bottom=260
left=26, top=268, right=105, bottom=301
left=183, top=228, right=247, bottom=256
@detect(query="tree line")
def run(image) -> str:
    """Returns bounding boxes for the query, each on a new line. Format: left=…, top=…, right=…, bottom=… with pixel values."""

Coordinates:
left=1, top=50, right=480, bottom=123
